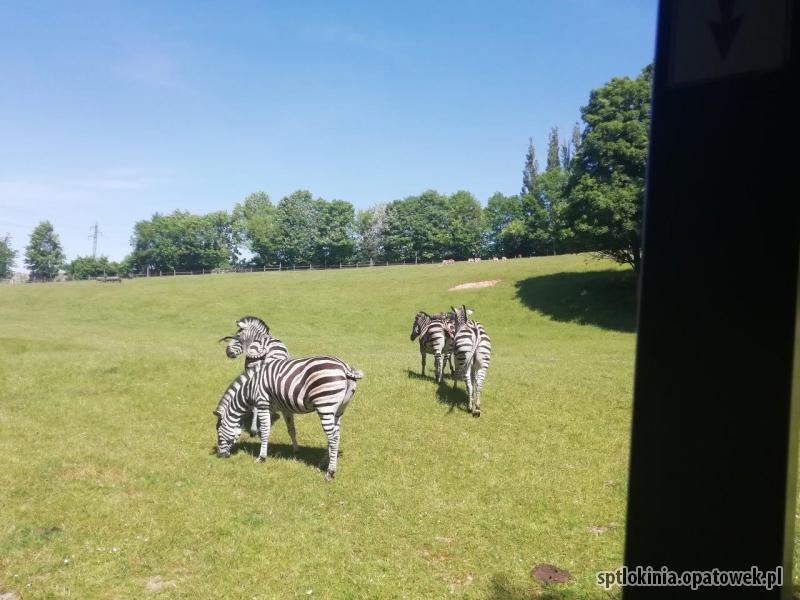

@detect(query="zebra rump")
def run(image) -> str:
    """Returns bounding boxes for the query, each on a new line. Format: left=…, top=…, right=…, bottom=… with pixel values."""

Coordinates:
left=213, top=356, right=364, bottom=480
left=451, top=304, right=491, bottom=417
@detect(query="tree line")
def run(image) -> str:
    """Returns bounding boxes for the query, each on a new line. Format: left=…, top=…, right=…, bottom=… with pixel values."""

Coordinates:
left=1, top=65, right=652, bottom=281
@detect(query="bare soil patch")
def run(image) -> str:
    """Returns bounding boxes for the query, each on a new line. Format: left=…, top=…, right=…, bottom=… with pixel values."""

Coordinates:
left=449, top=279, right=501, bottom=291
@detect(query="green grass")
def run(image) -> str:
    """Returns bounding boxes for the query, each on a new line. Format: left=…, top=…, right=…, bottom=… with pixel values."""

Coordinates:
left=0, top=255, right=637, bottom=599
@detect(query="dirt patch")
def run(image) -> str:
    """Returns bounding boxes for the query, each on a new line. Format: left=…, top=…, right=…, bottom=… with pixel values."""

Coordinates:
left=530, top=563, right=573, bottom=584
left=1, top=592, right=20, bottom=600
left=145, top=577, right=176, bottom=593
left=449, top=279, right=501, bottom=291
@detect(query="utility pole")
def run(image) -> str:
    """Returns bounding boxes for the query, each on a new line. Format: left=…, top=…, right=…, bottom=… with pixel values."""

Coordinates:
left=88, top=222, right=102, bottom=258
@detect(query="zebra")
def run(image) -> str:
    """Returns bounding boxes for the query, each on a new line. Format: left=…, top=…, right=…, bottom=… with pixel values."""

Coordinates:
left=410, top=311, right=456, bottom=383
left=213, top=356, right=364, bottom=480
left=219, top=316, right=290, bottom=438
left=451, top=304, right=491, bottom=417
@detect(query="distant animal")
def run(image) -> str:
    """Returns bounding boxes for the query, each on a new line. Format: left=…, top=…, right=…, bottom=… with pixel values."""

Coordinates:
left=451, top=304, right=491, bottom=417
left=442, top=259, right=455, bottom=265
left=501, top=256, right=508, bottom=261
left=467, top=258, right=474, bottom=263
left=474, top=257, right=482, bottom=263
left=492, top=257, right=499, bottom=261
left=213, top=356, right=364, bottom=480
left=96, top=276, right=121, bottom=283
left=219, top=316, right=290, bottom=438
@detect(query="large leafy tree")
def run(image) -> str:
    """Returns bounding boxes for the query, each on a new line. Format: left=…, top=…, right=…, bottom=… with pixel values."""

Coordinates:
left=128, top=210, right=236, bottom=272
left=0, top=234, right=17, bottom=279
left=383, top=190, right=451, bottom=262
left=484, top=193, right=527, bottom=258
left=356, top=203, right=387, bottom=263
left=232, top=191, right=277, bottom=265
left=273, top=190, right=318, bottom=264
left=446, top=191, right=484, bottom=259
left=25, top=221, right=65, bottom=281
left=313, top=199, right=356, bottom=264
left=521, top=138, right=539, bottom=197
left=566, top=64, right=653, bottom=272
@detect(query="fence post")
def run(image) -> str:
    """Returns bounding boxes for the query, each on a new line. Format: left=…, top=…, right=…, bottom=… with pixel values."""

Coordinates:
left=293, top=264, right=295, bottom=271
left=173, top=269, right=176, bottom=276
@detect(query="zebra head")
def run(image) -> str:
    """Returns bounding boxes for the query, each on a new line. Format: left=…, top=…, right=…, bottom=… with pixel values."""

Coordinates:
left=450, top=305, right=474, bottom=333
left=220, top=316, right=270, bottom=360
left=410, top=311, right=430, bottom=341
left=212, top=408, right=235, bottom=458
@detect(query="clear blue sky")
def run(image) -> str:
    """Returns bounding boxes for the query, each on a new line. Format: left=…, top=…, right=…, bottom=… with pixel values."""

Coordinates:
left=0, top=1, right=658, bottom=264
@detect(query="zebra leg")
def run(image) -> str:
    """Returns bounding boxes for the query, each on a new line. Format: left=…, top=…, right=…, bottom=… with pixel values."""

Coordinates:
left=447, top=353, right=454, bottom=379
left=463, top=363, right=475, bottom=413
left=255, top=401, right=272, bottom=463
left=249, top=409, right=259, bottom=437
left=473, top=359, right=489, bottom=418
left=420, top=349, right=426, bottom=377
left=319, top=413, right=340, bottom=480
left=434, top=352, right=443, bottom=383
left=283, top=411, right=299, bottom=456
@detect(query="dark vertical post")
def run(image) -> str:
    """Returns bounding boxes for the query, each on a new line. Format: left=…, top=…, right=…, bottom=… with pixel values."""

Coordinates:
left=624, top=1, right=798, bottom=599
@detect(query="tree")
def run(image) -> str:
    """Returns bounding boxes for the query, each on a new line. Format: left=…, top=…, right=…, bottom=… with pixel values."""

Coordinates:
left=273, top=190, right=318, bottom=264
left=571, top=122, right=582, bottom=156
left=356, top=204, right=388, bottom=263
left=66, top=255, right=117, bottom=279
left=565, top=64, right=653, bottom=272
left=383, top=190, right=450, bottom=262
left=128, top=210, right=236, bottom=272
left=232, top=191, right=277, bottom=265
left=446, top=191, right=484, bottom=259
left=25, top=221, right=65, bottom=281
left=0, top=234, right=17, bottom=279
left=313, top=199, right=356, bottom=264
left=484, top=193, right=527, bottom=257
left=521, top=138, right=539, bottom=197
left=546, top=127, right=560, bottom=172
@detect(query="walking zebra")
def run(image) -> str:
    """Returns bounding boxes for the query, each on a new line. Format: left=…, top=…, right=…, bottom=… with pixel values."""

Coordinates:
left=213, top=356, right=364, bottom=479
left=219, top=316, right=290, bottom=437
left=451, top=304, right=491, bottom=416
left=410, top=311, right=455, bottom=383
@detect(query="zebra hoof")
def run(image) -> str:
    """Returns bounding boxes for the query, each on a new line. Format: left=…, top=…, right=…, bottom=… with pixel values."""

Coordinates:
left=255, top=456, right=266, bottom=463
left=473, top=410, right=481, bottom=418
left=325, top=471, right=335, bottom=481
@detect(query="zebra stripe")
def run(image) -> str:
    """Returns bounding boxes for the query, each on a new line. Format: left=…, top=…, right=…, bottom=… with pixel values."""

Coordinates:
left=220, top=316, right=291, bottom=438
left=410, top=311, right=455, bottom=383
left=214, top=356, right=364, bottom=479
left=451, top=305, right=491, bottom=417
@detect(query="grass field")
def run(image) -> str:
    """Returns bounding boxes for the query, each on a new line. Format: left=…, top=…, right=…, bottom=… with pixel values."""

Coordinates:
left=0, top=255, right=645, bottom=598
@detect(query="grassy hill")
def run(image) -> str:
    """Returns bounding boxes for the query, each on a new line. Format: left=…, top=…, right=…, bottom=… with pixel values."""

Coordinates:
left=0, top=254, right=638, bottom=598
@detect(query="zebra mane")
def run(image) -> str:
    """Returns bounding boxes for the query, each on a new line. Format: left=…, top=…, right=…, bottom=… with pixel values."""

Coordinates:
left=236, top=316, right=270, bottom=335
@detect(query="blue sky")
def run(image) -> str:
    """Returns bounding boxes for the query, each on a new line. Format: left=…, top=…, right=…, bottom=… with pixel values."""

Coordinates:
left=0, top=1, right=658, bottom=264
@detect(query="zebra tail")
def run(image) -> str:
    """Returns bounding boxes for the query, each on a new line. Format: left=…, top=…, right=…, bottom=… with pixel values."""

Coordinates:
left=455, top=344, right=479, bottom=378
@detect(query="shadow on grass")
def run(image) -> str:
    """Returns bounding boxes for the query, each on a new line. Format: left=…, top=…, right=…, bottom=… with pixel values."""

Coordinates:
left=515, top=269, right=637, bottom=333
left=236, top=441, right=327, bottom=471
left=406, top=369, right=469, bottom=414
left=489, top=574, right=581, bottom=600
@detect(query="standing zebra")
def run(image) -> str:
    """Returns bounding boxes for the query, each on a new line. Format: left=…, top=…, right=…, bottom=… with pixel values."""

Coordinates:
left=410, top=311, right=455, bottom=383
left=213, top=356, right=364, bottom=480
left=451, top=304, right=491, bottom=417
left=219, top=316, right=290, bottom=437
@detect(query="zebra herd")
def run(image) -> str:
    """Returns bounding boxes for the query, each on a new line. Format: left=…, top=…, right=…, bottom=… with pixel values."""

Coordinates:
left=410, top=305, right=492, bottom=417
left=211, top=304, right=491, bottom=479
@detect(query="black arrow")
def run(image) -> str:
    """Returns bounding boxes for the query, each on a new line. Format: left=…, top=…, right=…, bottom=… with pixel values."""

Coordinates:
left=707, top=0, right=743, bottom=59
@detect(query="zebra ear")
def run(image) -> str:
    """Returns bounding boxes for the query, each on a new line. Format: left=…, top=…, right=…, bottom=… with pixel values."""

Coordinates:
left=212, top=409, right=220, bottom=417
left=237, top=320, right=246, bottom=329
